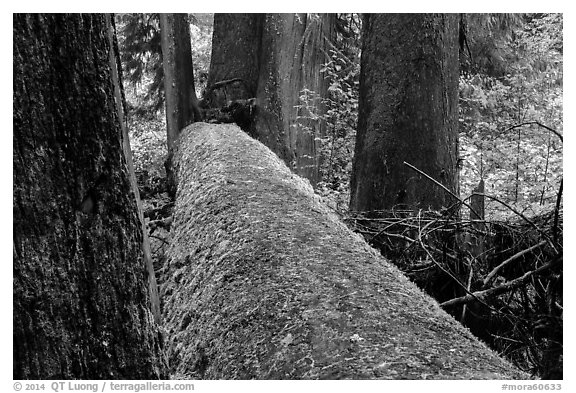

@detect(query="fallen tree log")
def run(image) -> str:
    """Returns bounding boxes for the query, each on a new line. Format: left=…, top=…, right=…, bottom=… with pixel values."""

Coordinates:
left=162, top=123, right=528, bottom=379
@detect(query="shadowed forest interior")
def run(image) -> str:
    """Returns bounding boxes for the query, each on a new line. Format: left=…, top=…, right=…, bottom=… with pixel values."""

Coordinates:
left=13, top=13, right=562, bottom=381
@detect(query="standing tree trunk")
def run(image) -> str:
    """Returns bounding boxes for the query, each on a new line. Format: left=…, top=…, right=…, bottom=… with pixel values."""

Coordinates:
left=350, top=14, right=459, bottom=213
left=252, top=14, right=308, bottom=168
left=204, top=13, right=264, bottom=107
left=206, top=13, right=334, bottom=186
left=13, top=14, right=166, bottom=379
left=160, top=13, right=201, bottom=152
left=160, top=13, right=201, bottom=197
left=107, top=16, right=161, bottom=323
left=292, top=14, right=335, bottom=185
left=252, top=14, right=335, bottom=186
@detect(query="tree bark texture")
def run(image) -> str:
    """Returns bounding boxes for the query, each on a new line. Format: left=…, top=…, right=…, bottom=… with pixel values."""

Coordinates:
left=162, top=122, right=526, bottom=379
left=160, top=13, right=200, bottom=152
left=13, top=14, right=167, bottom=379
left=291, top=14, right=335, bottom=185
left=208, top=13, right=334, bottom=186
left=252, top=14, right=335, bottom=186
left=205, top=13, right=264, bottom=106
left=350, top=14, right=460, bottom=213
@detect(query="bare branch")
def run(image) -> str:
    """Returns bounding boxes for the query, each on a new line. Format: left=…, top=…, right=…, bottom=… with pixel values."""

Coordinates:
left=474, top=192, right=559, bottom=255
left=553, top=178, right=563, bottom=244
left=441, top=257, right=561, bottom=308
left=403, top=161, right=482, bottom=219
left=483, top=240, right=547, bottom=287
left=503, top=121, right=563, bottom=142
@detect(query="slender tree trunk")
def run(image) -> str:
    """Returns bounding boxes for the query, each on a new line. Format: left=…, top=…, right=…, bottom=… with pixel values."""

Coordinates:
left=160, top=13, right=200, bottom=151
left=13, top=13, right=166, bottom=379
left=350, top=14, right=459, bottom=213
left=107, top=16, right=161, bottom=323
left=162, top=122, right=526, bottom=380
left=160, top=13, right=201, bottom=197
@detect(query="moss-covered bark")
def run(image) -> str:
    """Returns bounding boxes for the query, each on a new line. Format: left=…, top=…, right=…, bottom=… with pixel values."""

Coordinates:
left=162, top=123, right=527, bottom=379
left=13, top=14, right=167, bottom=379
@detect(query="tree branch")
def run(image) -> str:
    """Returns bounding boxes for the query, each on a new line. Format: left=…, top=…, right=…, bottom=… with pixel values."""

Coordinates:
left=483, top=240, right=547, bottom=287
left=503, top=121, right=563, bottom=142
left=441, top=257, right=561, bottom=308
left=473, top=192, right=559, bottom=255
left=553, top=178, right=563, bottom=244
left=404, top=161, right=482, bottom=219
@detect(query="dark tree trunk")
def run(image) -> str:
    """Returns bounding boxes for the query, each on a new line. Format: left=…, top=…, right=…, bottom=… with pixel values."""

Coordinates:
left=160, top=13, right=201, bottom=197
left=13, top=14, right=166, bottom=379
left=162, top=122, right=526, bottom=380
left=160, top=13, right=200, bottom=151
left=207, top=13, right=334, bottom=186
left=350, top=14, right=459, bottom=213
left=252, top=14, right=307, bottom=168
left=205, top=13, right=264, bottom=106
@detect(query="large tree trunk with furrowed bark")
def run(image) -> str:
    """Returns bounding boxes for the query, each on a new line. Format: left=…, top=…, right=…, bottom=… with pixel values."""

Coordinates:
left=205, top=13, right=264, bottom=106
left=253, top=14, right=334, bottom=186
left=161, top=122, right=526, bottom=379
left=350, top=14, right=460, bottom=213
left=13, top=14, right=166, bottom=379
left=206, top=13, right=334, bottom=186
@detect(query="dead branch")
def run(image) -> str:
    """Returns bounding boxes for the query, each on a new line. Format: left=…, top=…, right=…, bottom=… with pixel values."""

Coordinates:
left=553, top=178, right=563, bottom=244
left=208, top=77, right=246, bottom=91
left=403, top=161, right=482, bottom=219
left=483, top=240, right=547, bottom=287
left=417, top=220, right=476, bottom=299
left=503, top=121, right=563, bottom=142
left=474, top=192, right=559, bottom=255
left=148, top=216, right=173, bottom=233
left=440, top=257, right=561, bottom=308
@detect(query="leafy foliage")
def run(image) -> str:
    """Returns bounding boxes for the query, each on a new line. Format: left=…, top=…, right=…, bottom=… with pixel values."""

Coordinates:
left=314, top=50, right=359, bottom=210
left=459, top=13, right=563, bottom=219
left=118, top=14, right=214, bottom=196
left=461, top=14, right=523, bottom=76
left=128, top=116, right=168, bottom=197
left=314, top=14, right=361, bottom=211
left=188, top=13, right=213, bottom=91
left=116, top=13, right=164, bottom=114
left=116, top=13, right=213, bottom=115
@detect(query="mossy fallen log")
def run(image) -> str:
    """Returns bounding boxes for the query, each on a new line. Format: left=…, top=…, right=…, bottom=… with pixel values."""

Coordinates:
left=162, top=123, right=528, bottom=380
